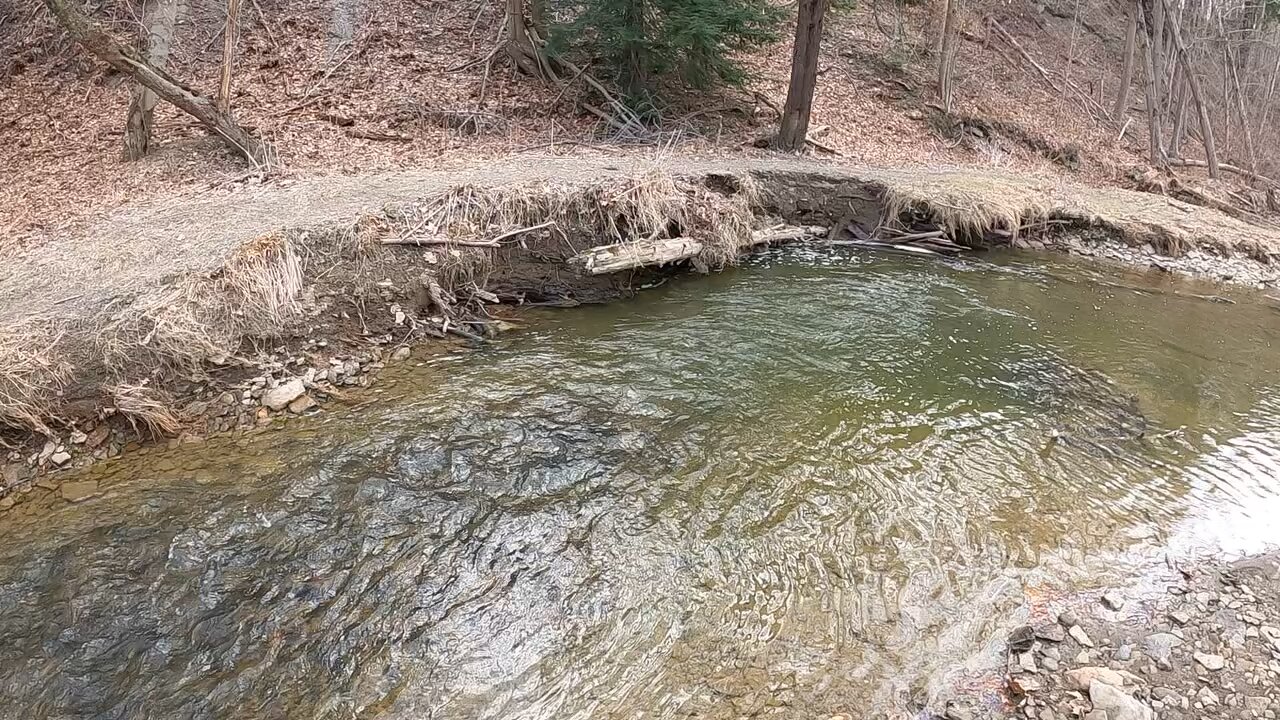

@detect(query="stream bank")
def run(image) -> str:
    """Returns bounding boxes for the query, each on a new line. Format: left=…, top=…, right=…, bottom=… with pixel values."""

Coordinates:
left=3, top=160, right=1280, bottom=507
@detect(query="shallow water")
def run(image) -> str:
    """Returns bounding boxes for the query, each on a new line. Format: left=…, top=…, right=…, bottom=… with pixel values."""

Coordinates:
left=2, top=249, right=1279, bottom=719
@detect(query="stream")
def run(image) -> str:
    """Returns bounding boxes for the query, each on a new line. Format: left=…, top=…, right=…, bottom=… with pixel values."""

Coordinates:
left=1, top=248, right=1279, bottom=719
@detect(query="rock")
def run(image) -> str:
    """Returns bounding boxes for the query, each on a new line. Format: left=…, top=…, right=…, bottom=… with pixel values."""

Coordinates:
left=60, top=480, right=100, bottom=502
left=1143, top=633, right=1182, bottom=669
left=944, top=701, right=976, bottom=720
left=1151, top=687, right=1181, bottom=703
left=1194, top=652, right=1226, bottom=671
left=1197, top=687, right=1220, bottom=706
left=1070, top=625, right=1096, bottom=647
left=0, top=495, right=15, bottom=511
left=1059, top=609, right=1080, bottom=627
left=391, top=346, right=412, bottom=362
left=69, top=430, right=88, bottom=444
left=1115, top=644, right=1132, bottom=661
left=1065, top=666, right=1128, bottom=691
left=1036, top=623, right=1067, bottom=643
left=1008, top=674, right=1043, bottom=694
left=1102, top=591, right=1125, bottom=611
left=1076, top=650, right=1094, bottom=664
left=1169, top=610, right=1191, bottom=626
left=1018, top=651, right=1038, bottom=673
left=85, top=424, right=111, bottom=448
left=1042, top=656, right=1060, bottom=671
left=261, top=379, right=306, bottom=411
left=49, top=451, right=72, bottom=467
left=1009, top=625, right=1038, bottom=653
left=1088, top=680, right=1154, bottom=720
left=2, top=463, right=28, bottom=487
left=287, top=395, right=317, bottom=414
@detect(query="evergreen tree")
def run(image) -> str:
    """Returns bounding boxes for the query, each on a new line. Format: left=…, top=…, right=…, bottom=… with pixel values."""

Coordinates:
left=548, top=0, right=784, bottom=106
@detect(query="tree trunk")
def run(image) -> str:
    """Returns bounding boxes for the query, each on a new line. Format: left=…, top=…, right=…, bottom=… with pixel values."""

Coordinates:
left=1161, top=0, right=1218, bottom=178
left=122, top=0, right=179, bottom=160
left=1150, top=0, right=1165, bottom=120
left=937, top=0, right=961, bottom=112
left=1169, top=73, right=1188, bottom=156
left=44, top=0, right=273, bottom=166
left=529, top=0, right=545, bottom=36
left=621, top=0, right=647, bottom=99
left=504, top=0, right=552, bottom=80
left=1113, top=2, right=1137, bottom=118
left=1219, top=13, right=1257, bottom=173
left=217, top=0, right=242, bottom=113
left=1138, top=3, right=1164, bottom=164
left=777, top=0, right=831, bottom=151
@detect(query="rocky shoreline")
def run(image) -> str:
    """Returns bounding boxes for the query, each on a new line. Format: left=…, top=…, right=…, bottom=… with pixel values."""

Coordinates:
left=937, top=551, right=1280, bottom=720
left=3, top=230, right=1279, bottom=515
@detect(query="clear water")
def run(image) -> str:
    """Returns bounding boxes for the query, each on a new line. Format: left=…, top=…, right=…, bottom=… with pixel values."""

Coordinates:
left=2, top=248, right=1278, bottom=719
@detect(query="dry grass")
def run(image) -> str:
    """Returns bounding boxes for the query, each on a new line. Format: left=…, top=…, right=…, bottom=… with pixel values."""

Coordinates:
left=96, top=232, right=303, bottom=378
left=384, top=169, right=765, bottom=270
left=0, top=323, right=71, bottom=437
left=879, top=170, right=1059, bottom=242
left=107, top=382, right=183, bottom=438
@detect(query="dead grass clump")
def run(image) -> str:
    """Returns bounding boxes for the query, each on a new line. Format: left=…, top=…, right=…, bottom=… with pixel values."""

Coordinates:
left=0, top=323, right=71, bottom=436
left=97, top=232, right=303, bottom=377
left=387, top=169, right=764, bottom=269
left=107, top=382, right=183, bottom=438
left=880, top=172, right=1056, bottom=243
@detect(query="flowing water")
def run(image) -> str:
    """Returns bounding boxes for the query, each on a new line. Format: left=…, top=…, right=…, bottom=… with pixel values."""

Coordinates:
left=2, top=249, right=1279, bottom=720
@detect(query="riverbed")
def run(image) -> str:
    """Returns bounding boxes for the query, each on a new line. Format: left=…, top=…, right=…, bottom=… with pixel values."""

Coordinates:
left=1, top=248, right=1278, bottom=719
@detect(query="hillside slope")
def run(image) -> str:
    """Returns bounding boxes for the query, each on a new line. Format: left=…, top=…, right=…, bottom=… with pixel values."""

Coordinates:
left=2, top=0, right=1168, bottom=244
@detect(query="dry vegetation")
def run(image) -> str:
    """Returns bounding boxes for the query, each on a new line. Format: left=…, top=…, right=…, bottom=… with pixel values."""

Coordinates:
left=1, top=0, right=1181, bottom=247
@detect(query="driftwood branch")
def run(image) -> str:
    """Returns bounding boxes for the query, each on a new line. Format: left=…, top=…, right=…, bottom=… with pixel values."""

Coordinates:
left=490, top=220, right=556, bottom=244
left=1167, top=159, right=1277, bottom=188
left=574, top=237, right=704, bottom=275
left=384, top=237, right=500, bottom=247
left=573, top=225, right=828, bottom=275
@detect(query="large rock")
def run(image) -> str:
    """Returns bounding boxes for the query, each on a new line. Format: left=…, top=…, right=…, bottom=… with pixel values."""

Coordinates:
left=261, top=379, right=306, bottom=411
left=1193, top=652, right=1226, bottom=671
left=1142, top=632, right=1182, bottom=669
left=1087, top=680, right=1154, bottom=720
left=1065, top=666, right=1127, bottom=691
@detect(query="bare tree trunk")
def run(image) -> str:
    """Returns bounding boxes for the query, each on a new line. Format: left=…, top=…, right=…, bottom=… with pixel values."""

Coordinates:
left=1113, top=1, right=1138, bottom=118
left=1169, top=73, right=1188, bottom=156
left=1138, top=3, right=1165, bottom=164
left=44, top=0, right=273, bottom=166
left=122, top=0, right=179, bottom=160
left=1150, top=0, right=1165, bottom=117
left=1161, top=0, right=1219, bottom=177
left=1219, top=13, right=1258, bottom=173
left=217, top=0, right=242, bottom=113
left=937, top=0, right=961, bottom=112
left=777, top=0, right=831, bottom=151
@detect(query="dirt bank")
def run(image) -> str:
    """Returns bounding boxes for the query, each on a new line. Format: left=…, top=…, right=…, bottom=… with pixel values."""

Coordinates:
left=3, top=156, right=1280, bottom=505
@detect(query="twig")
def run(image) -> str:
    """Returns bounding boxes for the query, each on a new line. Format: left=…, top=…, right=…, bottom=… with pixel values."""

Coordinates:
left=490, top=220, right=556, bottom=244
left=247, top=0, right=277, bottom=49
left=383, top=237, right=499, bottom=247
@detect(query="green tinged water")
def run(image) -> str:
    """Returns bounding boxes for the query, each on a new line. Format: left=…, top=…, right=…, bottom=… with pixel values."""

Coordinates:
left=1, top=248, right=1278, bottom=719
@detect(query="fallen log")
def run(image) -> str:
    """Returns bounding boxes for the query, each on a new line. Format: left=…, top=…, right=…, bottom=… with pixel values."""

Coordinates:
left=574, top=237, right=704, bottom=275
left=573, top=225, right=828, bottom=275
